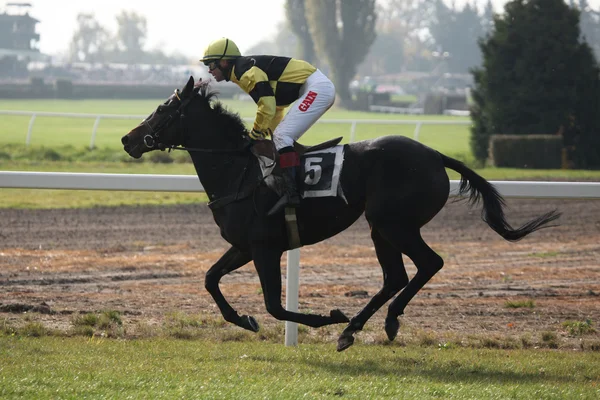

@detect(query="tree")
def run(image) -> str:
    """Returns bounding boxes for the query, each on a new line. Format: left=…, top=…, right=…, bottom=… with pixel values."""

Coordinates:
left=69, top=13, right=110, bottom=63
left=285, top=0, right=316, bottom=63
left=372, top=0, right=432, bottom=73
left=470, top=0, right=600, bottom=168
left=115, top=11, right=147, bottom=63
left=576, top=0, right=600, bottom=60
left=304, top=0, right=377, bottom=108
left=428, top=0, right=484, bottom=73
left=482, top=0, right=495, bottom=35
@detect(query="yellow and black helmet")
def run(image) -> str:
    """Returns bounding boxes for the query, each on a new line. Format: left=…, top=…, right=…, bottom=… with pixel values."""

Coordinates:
left=200, top=38, right=241, bottom=64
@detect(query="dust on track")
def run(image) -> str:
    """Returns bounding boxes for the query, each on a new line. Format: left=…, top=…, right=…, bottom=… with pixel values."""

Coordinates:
left=1, top=198, right=599, bottom=348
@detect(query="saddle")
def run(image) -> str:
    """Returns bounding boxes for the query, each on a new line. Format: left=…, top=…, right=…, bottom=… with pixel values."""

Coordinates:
left=250, top=136, right=343, bottom=185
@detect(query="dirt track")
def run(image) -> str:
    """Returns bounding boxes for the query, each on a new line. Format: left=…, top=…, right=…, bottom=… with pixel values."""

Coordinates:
left=1, top=198, right=600, bottom=349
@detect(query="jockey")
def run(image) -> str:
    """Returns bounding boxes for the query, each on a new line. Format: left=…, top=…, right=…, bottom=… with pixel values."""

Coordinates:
left=200, top=37, right=336, bottom=216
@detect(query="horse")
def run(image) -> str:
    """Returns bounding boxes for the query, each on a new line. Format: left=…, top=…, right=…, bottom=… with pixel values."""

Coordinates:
left=121, top=76, right=560, bottom=351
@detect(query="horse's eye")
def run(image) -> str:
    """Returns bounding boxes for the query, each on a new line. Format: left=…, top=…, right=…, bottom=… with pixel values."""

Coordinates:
left=157, top=106, right=164, bottom=113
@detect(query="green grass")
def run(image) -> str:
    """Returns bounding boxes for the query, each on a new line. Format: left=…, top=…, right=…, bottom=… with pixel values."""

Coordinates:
left=2, top=98, right=600, bottom=209
left=529, top=251, right=559, bottom=258
left=505, top=300, right=536, bottom=309
left=0, top=160, right=206, bottom=208
left=562, top=320, right=596, bottom=336
left=0, top=98, right=472, bottom=156
left=0, top=337, right=599, bottom=399
left=2, top=158, right=600, bottom=209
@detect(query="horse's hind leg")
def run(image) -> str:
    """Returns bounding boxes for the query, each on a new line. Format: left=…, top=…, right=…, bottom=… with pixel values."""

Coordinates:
left=252, top=247, right=350, bottom=327
left=204, top=246, right=259, bottom=332
left=382, top=229, right=444, bottom=341
left=337, top=228, right=409, bottom=351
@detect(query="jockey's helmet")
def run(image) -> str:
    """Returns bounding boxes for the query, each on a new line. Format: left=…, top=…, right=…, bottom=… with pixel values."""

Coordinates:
left=200, top=38, right=241, bottom=65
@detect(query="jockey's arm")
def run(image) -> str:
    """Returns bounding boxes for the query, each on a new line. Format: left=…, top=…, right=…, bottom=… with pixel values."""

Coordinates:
left=237, top=67, right=276, bottom=135
left=268, top=107, right=285, bottom=133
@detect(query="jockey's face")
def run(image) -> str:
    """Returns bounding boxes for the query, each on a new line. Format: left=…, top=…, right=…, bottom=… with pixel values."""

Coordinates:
left=207, top=59, right=228, bottom=82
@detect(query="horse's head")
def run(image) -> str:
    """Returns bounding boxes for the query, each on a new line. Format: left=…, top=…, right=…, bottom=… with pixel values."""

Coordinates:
left=122, top=76, right=250, bottom=159
left=121, top=76, right=202, bottom=159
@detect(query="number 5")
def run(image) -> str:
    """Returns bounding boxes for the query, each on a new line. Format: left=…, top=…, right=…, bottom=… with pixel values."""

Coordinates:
left=304, top=157, right=323, bottom=185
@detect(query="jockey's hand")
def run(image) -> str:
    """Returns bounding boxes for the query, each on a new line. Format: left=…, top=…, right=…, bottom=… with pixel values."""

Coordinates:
left=249, top=128, right=270, bottom=141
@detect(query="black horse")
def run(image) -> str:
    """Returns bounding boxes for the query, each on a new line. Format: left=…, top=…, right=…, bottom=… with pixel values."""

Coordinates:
left=122, top=76, right=560, bottom=351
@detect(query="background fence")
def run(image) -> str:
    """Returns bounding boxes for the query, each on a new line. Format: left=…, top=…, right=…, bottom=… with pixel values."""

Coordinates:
left=2, top=171, right=600, bottom=345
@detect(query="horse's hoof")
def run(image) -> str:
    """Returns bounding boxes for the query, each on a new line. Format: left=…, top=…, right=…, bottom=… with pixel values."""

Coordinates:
left=241, top=315, right=260, bottom=332
left=385, top=317, right=400, bottom=341
left=330, top=309, right=350, bottom=323
left=337, top=334, right=355, bottom=352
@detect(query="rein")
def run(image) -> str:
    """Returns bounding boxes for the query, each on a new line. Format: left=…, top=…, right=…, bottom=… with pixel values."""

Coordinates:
left=166, top=142, right=251, bottom=154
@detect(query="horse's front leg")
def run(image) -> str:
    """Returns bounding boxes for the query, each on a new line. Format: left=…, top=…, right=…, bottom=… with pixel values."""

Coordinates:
left=252, top=247, right=349, bottom=328
left=204, top=246, right=258, bottom=332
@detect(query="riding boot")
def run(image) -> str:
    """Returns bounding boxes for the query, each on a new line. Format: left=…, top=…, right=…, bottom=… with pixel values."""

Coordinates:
left=267, top=148, right=301, bottom=216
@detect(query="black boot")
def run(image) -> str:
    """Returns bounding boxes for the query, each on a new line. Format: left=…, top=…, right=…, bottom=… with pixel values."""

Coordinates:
left=267, top=165, right=301, bottom=216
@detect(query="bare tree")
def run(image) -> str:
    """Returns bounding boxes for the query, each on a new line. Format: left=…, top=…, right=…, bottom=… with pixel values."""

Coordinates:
left=69, top=13, right=109, bottom=63
left=115, top=11, right=147, bottom=63
left=285, top=0, right=316, bottom=63
left=305, top=0, right=377, bottom=108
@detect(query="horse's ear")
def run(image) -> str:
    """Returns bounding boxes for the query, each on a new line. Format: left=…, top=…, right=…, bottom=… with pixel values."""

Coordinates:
left=181, top=76, right=195, bottom=97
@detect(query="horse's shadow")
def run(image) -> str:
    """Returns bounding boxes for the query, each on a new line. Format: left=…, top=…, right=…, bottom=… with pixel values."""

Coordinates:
left=301, top=353, right=585, bottom=386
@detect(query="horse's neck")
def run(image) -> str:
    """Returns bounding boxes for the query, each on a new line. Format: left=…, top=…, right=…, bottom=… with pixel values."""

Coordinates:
left=188, top=151, right=250, bottom=202
left=184, top=111, right=254, bottom=202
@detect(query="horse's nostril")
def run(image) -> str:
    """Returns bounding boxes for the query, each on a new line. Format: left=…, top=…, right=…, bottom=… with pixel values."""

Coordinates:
left=121, top=135, right=129, bottom=145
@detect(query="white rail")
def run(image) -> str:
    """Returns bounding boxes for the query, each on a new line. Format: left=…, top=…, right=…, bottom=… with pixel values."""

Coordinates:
left=2, top=171, right=600, bottom=199
left=0, top=110, right=471, bottom=148
left=2, top=171, right=600, bottom=346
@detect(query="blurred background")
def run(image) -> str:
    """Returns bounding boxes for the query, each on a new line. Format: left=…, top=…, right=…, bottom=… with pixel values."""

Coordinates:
left=1, top=0, right=600, bottom=170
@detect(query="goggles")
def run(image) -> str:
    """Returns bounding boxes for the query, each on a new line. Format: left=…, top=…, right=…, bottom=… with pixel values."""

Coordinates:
left=204, top=60, right=218, bottom=71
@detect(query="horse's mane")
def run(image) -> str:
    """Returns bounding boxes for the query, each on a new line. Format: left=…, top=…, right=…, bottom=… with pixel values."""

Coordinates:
left=194, top=82, right=248, bottom=140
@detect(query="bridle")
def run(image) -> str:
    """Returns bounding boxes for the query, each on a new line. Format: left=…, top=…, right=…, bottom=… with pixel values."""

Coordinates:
left=141, top=88, right=250, bottom=155
left=142, top=89, right=193, bottom=151
left=139, top=85, right=262, bottom=211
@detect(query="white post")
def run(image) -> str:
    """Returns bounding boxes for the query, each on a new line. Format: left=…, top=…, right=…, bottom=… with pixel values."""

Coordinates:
left=349, top=121, right=358, bottom=143
left=413, top=121, right=423, bottom=142
left=285, top=248, right=300, bottom=346
left=25, top=114, right=36, bottom=146
left=90, top=116, right=101, bottom=149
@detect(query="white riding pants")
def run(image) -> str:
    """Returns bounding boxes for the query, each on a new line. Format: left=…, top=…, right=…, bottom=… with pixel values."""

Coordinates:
left=272, top=69, right=336, bottom=150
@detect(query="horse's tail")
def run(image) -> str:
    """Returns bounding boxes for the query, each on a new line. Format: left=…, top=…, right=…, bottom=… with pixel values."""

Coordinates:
left=439, top=153, right=561, bottom=242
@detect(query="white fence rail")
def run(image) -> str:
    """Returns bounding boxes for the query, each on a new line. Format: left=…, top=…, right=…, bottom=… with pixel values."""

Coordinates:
left=2, top=171, right=600, bottom=199
left=0, top=110, right=471, bottom=148
left=2, top=171, right=600, bottom=346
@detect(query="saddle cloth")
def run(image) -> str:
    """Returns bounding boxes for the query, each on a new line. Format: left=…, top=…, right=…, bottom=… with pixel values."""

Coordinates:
left=255, top=145, right=346, bottom=200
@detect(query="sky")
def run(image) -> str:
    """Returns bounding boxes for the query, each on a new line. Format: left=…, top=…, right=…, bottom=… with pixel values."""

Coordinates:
left=4, top=0, right=600, bottom=59
left=3, top=0, right=287, bottom=58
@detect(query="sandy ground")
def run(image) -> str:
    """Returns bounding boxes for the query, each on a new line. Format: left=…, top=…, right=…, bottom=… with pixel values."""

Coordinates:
left=1, top=198, right=599, bottom=349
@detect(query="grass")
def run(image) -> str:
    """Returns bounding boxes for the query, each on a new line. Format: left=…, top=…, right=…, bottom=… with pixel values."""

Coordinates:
left=562, top=320, right=596, bottom=336
left=0, top=336, right=599, bottom=399
left=0, top=98, right=472, bottom=155
left=2, top=157, right=600, bottom=209
left=0, top=160, right=205, bottom=208
left=2, top=98, right=600, bottom=209
left=529, top=251, right=560, bottom=258
left=505, top=300, right=536, bottom=309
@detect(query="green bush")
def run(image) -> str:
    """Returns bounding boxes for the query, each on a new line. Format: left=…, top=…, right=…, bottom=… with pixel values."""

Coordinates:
left=489, top=135, right=563, bottom=168
left=471, top=0, right=600, bottom=168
